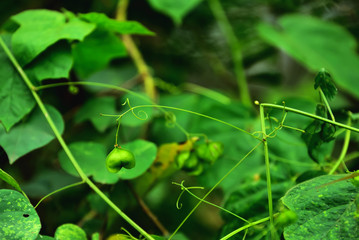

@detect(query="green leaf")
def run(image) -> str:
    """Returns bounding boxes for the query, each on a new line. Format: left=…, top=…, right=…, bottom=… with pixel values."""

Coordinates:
left=257, top=14, right=359, bottom=98
left=11, top=9, right=95, bottom=65
left=118, top=140, right=157, bottom=180
left=0, top=105, right=64, bottom=164
left=282, top=174, right=359, bottom=240
left=0, top=168, right=23, bottom=193
left=0, top=189, right=41, bottom=240
left=54, top=223, right=87, bottom=240
left=0, top=34, right=35, bottom=131
left=25, top=41, right=73, bottom=82
left=72, top=30, right=127, bottom=78
left=58, top=142, right=120, bottom=184
left=314, top=68, right=337, bottom=100
left=75, top=97, right=117, bottom=133
left=301, top=104, right=336, bottom=163
left=147, top=0, right=202, bottom=25
left=79, top=12, right=154, bottom=35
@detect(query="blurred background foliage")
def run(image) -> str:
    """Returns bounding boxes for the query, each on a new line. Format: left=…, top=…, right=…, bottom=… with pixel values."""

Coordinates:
left=1, top=0, right=359, bottom=239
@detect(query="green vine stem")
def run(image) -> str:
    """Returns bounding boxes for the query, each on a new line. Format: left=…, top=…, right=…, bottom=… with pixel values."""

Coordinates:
left=259, top=103, right=359, bottom=134
left=0, top=37, right=155, bottom=240
left=329, top=115, right=351, bottom=174
left=168, top=142, right=262, bottom=240
left=116, top=0, right=157, bottom=101
left=220, top=213, right=279, bottom=240
left=319, top=88, right=335, bottom=122
left=35, top=181, right=85, bottom=209
left=208, top=0, right=251, bottom=106
left=259, top=105, right=275, bottom=239
left=172, top=181, right=249, bottom=223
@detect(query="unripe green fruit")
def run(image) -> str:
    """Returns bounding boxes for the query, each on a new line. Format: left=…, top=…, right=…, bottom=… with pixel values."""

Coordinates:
left=106, top=147, right=135, bottom=173
left=183, top=153, right=199, bottom=170
left=175, top=150, right=191, bottom=169
left=187, top=163, right=204, bottom=176
left=195, top=141, right=224, bottom=163
left=275, top=210, right=297, bottom=227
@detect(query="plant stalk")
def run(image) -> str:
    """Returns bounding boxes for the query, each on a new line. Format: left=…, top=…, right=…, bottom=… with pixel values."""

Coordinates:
left=259, top=105, right=275, bottom=239
left=0, top=36, right=155, bottom=240
left=116, top=0, right=157, bottom=101
left=208, top=0, right=251, bottom=106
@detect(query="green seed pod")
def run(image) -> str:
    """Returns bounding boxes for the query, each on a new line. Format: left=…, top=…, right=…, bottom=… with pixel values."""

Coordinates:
left=105, top=147, right=135, bottom=173
left=275, top=209, right=297, bottom=227
left=195, top=141, right=224, bottom=163
left=187, top=163, right=204, bottom=176
left=175, top=150, right=191, bottom=169
left=183, top=153, right=199, bottom=170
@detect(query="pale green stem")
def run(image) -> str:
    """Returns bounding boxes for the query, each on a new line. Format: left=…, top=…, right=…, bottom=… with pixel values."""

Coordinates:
left=259, top=105, right=274, bottom=239
left=220, top=214, right=279, bottom=240
left=208, top=0, right=251, bottom=106
left=172, top=182, right=249, bottom=223
left=329, top=117, right=351, bottom=175
left=35, top=181, right=85, bottom=209
left=319, top=88, right=335, bottom=122
left=184, top=83, right=231, bottom=105
left=259, top=103, right=359, bottom=134
left=0, top=37, right=155, bottom=240
left=168, top=142, right=262, bottom=239
left=103, top=104, right=261, bottom=140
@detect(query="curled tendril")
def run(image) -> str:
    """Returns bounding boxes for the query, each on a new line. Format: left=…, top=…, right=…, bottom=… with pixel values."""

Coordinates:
left=172, top=181, right=204, bottom=210
left=165, top=111, right=177, bottom=128
left=122, top=98, right=149, bottom=121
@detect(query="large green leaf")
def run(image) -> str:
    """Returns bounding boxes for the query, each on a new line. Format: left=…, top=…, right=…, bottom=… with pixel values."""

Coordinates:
left=72, top=30, right=127, bottom=78
left=11, top=9, right=95, bottom=66
left=0, top=105, right=64, bottom=164
left=0, top=168, right=23, bottom=193
left=54, top=223, right=86, bottom=240
left=25, top=41, right=73, bottom=82
left=117, top=139, right=157, bottom=180
left=282, top=174, right=359, bottom=240
left=0, top=34, right=35, bottom=131
left=257, top=14, right=359, bottom=98
left=58, top=142, right=119, bottom=184
left=74, top=96, right=117, bottom=133
left=0, top=189, right=41, bottom=240
left=147, top=0, right=202, bottom=25
left=79, top=12, right=154, bottom=35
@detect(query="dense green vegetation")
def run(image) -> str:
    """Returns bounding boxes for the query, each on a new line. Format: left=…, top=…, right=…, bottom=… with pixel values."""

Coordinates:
left=1, top=0, right=359, bottom=239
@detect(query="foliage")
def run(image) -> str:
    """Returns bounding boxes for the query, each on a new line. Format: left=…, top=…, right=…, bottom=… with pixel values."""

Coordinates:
left=0, top=1, right=359, bottom=240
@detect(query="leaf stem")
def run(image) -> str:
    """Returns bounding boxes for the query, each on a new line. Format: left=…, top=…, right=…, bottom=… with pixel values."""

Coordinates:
left=220, top=214, right=279, bottom=240
left=259, top=105, right=275, bottom=239
left=0, top=36, right=155, bottom=240
left=319, top=88, right=335, bottom=122
left=35, top=181, right=85, bottom=209
left=168, top=142, right=262, bottom=239
left=260, top=103, right=359, bottom=134
left=329, top=116, right=351, bottom=175
left=208, top=0, right=251, bottom=106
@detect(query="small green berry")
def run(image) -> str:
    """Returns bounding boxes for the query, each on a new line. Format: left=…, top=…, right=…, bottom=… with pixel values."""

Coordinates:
left=175, top=151, right=191, bottom=169
left=106, top=147, right=135, bottom=173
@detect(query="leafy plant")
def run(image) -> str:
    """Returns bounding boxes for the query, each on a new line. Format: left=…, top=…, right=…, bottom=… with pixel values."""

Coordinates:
left=1, top=1, right=359, bottom=240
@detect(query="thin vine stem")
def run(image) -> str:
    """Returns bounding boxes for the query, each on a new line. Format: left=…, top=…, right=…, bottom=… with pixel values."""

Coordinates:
left=259, top=103, right=359, bottom=134
left=329, top=116, right=351, bottom=175
left=259, top=105, right=274, bottom=239
left=35, top=181, right=85, bottom=209
left=220, top=213, right=279, bottom=240
left=0, top=36, right=155, bottom=240
left=172, top=181, right=249, bottom=224
left=168, top=141, right=262, bottom=239
left=319, top=88, right=335, bottom=122
left=102, top=105, right=261, bottom=141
